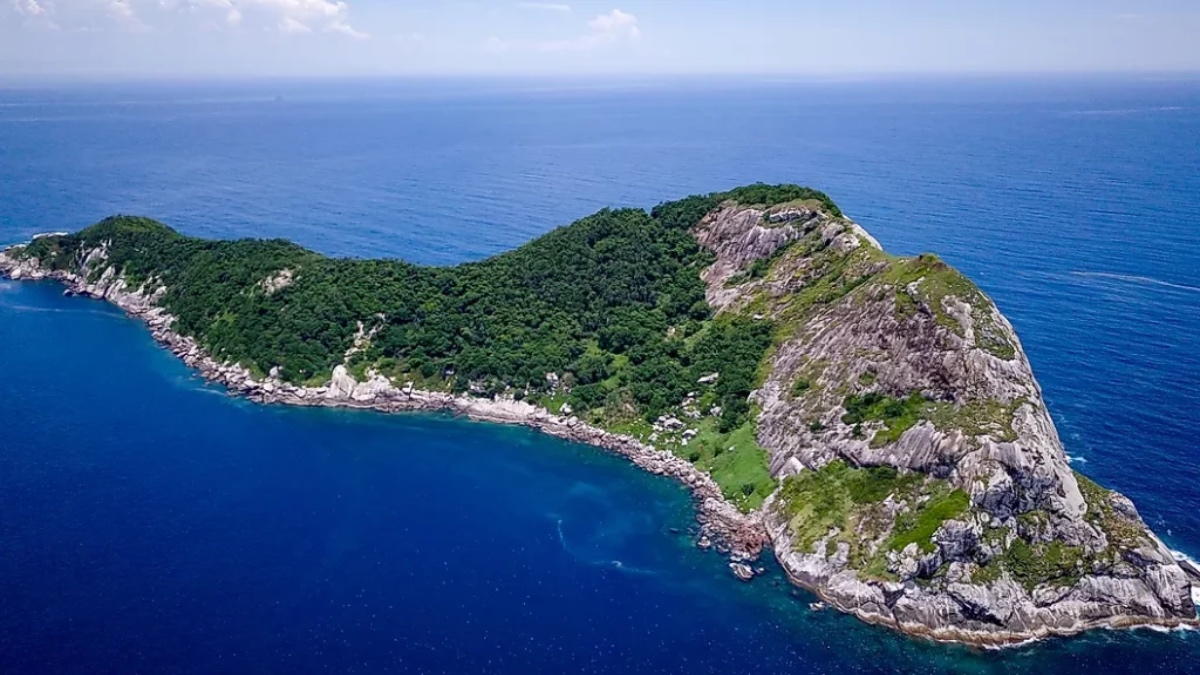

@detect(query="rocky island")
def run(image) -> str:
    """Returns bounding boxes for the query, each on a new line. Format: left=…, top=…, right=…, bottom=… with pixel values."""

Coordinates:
left=3, top=184, right=1196, bottom=646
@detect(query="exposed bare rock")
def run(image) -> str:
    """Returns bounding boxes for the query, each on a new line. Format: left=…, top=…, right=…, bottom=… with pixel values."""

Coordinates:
left=730, top=562, right=755, bottom=581
left=259, top=268, right=294, bottom=295
left=692, top=203, right=1197, bottom=645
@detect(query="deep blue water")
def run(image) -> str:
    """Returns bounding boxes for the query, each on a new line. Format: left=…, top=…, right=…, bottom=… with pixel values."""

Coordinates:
left=1, top=76, right=1199, bottom=673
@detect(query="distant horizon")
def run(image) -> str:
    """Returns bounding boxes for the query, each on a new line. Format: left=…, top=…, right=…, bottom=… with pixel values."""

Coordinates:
left=3, top=1, right=1198, bottom=79
left=3, top=70, right=1200, bottom=88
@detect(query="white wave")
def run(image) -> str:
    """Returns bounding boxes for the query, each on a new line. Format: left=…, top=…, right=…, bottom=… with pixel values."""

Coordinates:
left=0, top=302, right=73, bottom=314
left=1171, top=550, right=1200, bottom=608
left=1172, top=549, right=1200, bottom=572
left=177, top=380, right=230, bottom=398
left=979, top=635, right=1042, bottom=651
left=1071, top=271, right=1200, bottom=294
left=1064, top=106, right=1185, bottom=116
left=1065, top=454, right=1088, bottom=464
left=0, top=302, right=117, bottom=317
left=1141, top=622, right=1198, bottom=635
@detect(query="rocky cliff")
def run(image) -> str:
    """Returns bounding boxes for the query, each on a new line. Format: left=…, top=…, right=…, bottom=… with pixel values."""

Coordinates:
left=2, top=189, right=1195, bottom=646
left=692, top=199, right=1196, bottom=644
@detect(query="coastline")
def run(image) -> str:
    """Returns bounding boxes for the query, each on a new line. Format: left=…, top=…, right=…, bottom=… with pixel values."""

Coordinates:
left=4, top=242, right=1197, bottom=649
left=0, top=245, right=769, bottom=564
left=770, top=519, right=1198, bottom=648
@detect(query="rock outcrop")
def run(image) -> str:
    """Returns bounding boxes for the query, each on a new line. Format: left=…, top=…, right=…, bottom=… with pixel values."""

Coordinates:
left=690, top=200, right=1197, bottom=645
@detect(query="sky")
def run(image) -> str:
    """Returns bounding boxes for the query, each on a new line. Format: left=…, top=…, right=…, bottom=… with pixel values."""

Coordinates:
left=1, top=0, right=1199, bottom=78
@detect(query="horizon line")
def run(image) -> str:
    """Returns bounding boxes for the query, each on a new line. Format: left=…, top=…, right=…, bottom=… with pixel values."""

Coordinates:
left=3, top=69, right=1200, bottom=87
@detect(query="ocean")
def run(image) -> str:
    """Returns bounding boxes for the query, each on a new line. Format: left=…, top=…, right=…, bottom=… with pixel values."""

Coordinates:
left=1, top=76, right=1198, bottom=673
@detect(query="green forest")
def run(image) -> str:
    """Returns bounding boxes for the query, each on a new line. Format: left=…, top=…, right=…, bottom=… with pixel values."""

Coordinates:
left=22, top=184, right=839, bottom=507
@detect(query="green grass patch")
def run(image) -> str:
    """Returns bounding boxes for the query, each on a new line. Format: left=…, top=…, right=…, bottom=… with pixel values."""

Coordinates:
left=893, top=288, right=920, bottom=322
left=302, top=373, right=330, bottom=388
left=779, top=461, right=925, bottom=553
left=1075, top=472, right=1148, bottom=550
left=838, top=392, right=1023, bottom=447
left=926, top=398, right=1022, bottom=442
left=535, top=391, right=573, bottom=415
left=605, top=416, right=656, bottom=442
left=887, top=487, right=970, bottom=554
left=791, top=377, right=811, bottom=398
left=778, top=461, right=969, bottom=580
left=842, top=391, right=927, bottom=447
left=760, top=236, right=885, bottom=333
left=685, top=419, right=776, bottom=511
left=722, top=183, right=843, bottom=217
left=986, top=539, right=1086, bottom=591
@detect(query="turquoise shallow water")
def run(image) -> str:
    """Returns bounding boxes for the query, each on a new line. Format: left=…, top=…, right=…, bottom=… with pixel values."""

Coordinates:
left=1, top=76, right=1199, bottom=673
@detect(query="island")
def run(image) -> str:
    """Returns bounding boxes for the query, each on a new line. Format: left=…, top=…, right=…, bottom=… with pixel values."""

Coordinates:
left=3, top=184, right=1196, bottom=646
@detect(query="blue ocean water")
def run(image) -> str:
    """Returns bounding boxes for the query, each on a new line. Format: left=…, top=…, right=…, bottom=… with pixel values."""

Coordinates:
left=1, top=76, right=1199, bottom=673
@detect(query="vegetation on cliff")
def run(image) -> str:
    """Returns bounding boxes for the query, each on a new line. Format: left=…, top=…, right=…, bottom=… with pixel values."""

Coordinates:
left=779, top=461, right=970, bottom=575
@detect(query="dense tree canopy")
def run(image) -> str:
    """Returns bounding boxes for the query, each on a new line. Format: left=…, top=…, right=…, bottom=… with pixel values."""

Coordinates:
left=25, top=184, right=838, bottom=426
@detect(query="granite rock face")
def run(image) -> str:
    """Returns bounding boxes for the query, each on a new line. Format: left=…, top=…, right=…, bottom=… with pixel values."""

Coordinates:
left=691, top=201, right=1196, bottom=644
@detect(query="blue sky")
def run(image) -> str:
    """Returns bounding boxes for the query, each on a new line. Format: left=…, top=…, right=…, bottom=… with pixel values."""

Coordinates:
left=2, top=0, right=1198, bottom=77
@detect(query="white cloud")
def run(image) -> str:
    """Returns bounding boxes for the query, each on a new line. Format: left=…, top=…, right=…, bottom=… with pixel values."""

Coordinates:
left=325, top=18, right=366, bottom=39
left=279, top=14, right=309, bottom=32
left=185, top=0, right=242, bottom=25
left=587, top=8, right=637, bottom=38
left=516, top=2, right=570, bottom=12
left=7, top=0, right=59, bottom=28
left=8, top=0, right=368, bottom=38
left=212, top=0, right=367, bottom=37
left=11, top=0, right=48, bottom=18
left=106, top=0, right=134, bottom=19
left=536, top=8, right=639, bottom=52
left=105, top=0, right=152, bottom=31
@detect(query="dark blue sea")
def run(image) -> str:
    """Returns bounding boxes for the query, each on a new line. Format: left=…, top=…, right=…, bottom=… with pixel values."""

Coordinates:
left=1, top=76, right=1199, bottom=674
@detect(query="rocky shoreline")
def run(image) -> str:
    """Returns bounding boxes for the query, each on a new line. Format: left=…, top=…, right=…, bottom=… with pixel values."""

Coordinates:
left=768, top=517, right=1197, bottom=648
left=0, top=245, right=769, bottom=565
left=4, top=236, right=1197, bottom=649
